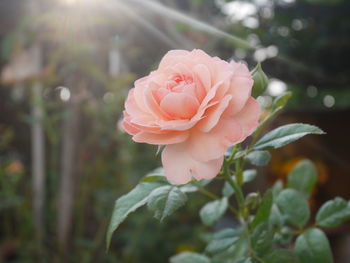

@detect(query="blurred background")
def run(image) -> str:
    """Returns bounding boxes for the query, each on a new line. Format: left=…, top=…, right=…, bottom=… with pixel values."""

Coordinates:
left=0, top=0, right=349, bottom=262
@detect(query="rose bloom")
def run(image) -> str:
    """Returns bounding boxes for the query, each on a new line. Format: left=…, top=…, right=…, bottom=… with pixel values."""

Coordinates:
left=122, top=49, right=261, bottom=184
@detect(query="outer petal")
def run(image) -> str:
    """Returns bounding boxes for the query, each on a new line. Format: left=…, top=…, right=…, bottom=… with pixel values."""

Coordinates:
left=161, top=143, right=223, bottom=184
left=132, top=130, right=189, bottom=145
left=188, top=118, right=243, bottom=162
left=226, top=63, right=254, bottom=115
left=232, top=97, right=261, bottom=137
left=158, top=50, right=190, bottom=69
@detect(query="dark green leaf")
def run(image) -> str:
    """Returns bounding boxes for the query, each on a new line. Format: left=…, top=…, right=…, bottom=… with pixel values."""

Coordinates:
left=254, top=123, right=325, bottom=150
left=294, top=228, right=333, bottom=263
left=263, top=249, right=299, bottom=263
left=316, top=197, right=350, bottom=228
left=252, top=190, right=273, bottom=228
left=200, top=198, right=228, bottom=226
left=170, top=252, right=210, bottom=263
left=251, top=222, right=274, bottom=256
left=276, top=189, right=310, bottom=227
left=245, top=150, right=271, bottom=166
left=287, top=159, right=318, bottom=197
left=106, top=182, right=165, bottom=248
left=147, top=186, right=187, bottom=221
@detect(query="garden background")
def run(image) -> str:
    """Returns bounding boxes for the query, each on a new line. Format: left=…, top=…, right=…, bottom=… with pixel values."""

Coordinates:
left=0, top=0, right=350, bottom=262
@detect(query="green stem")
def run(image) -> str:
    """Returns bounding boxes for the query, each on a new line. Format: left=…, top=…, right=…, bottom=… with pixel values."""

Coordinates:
left=223, top=159, right=244, bottom=209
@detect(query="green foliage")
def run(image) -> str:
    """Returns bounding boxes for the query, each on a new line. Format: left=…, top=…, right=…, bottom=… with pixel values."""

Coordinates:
left=251, top=222, right=274, bottom=256
left=205, top=228, right=240, bottom=254
left=199, top=198, right=228, bottom=226
left=106, top=181, right=166, bottom=248
left=254, top=123, right=325, bottom=150
left=245, top=150, right=271, bottom=166
left=294, top=228, right=334, bottom=263
left=263, top=249, right=299, bottom=263
left=147, top=185, right=187, bottom=221
left=252, top=190, right=273, bottom=228
left=170, top=252, right=210, bottom=263
left=287, top=159, right=318, bottom=198
left=276, top=189, right=310, bottom=227
left=316, top=197, right=350, bottom=228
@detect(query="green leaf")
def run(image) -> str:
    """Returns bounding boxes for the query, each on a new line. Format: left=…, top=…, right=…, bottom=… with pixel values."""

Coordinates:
left=287, top=159, right=318, bottom=197
left=245, top=150, right=271, bottom=166
left=106, top=182, right=165, bottom=248
left=243, top=169, right=257, bottom=183
left=254, top=123, right=325, bottom=150
left=294, top=228, right=334, bottom=263
left=251, top=222, right=274, bottom=256
left=276, top=189, right=310, bottom=227
left=316, top=197, right=350, bottom=228
left=252, top=190, right=273, bottom=228
left=270, top=204, right=284, bottom=227
left=263, top=249, right=299, bottom=263
left=147, top=185, right=187, bottom=221
left=222, top=181, right=235, bottom=197
left=211, top=239, right=248, bottom=263
left=206, top=235, right=239, bottom=254
left=170, top=252, right=210, bottom=263
left=272, top=180, right=283, bottom=199
left=200, top=198, right=228, bottom=226
left=273, top=91, right=292, bottom=109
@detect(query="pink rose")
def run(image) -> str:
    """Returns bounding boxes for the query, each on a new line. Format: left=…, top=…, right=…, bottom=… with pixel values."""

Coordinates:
left=122, top=49, right=261, bottom=184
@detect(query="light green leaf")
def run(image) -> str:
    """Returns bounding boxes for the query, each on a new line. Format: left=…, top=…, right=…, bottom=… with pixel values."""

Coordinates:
left=316, top=197, right=350, bottom=228
left=254, top=123, right=325, bottom=150
left=211, top=239, right=248, bottom=263
left=206, top=228, right=242, bottom=254
left=222, top=181, right=235, bottom=197
left=147, top=185, right=187, bottom=221
left=294, top=228, right=333, bottom=263
left=276, top=189, right=310, bottom=227
left=252, top=190, right=273, bottom=228
left=170, top=252, right=210, bottom=263
left=287, top=159, right=318, bottom=197
left=245, top=150, right=271, bottom=166
left=263, top=249, right=299, bottom=263
left=273, top=91, right=292, bottom=109
left=200, top=198, right=228, bottom=226
left=272, top=180, right=283, bottom=199
left=106, top=182, right=165, bottom=248
left=243, top=169, right=257, bottom=183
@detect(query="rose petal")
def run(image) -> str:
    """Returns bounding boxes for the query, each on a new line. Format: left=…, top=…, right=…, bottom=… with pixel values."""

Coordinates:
left=161, top=143, right=223, bottom=184
left=188, top=118, right=243, bottom=162
left=232, top=97, right=261, bottom=137
left=196, top=94, right=232, bottom=132
left=160, top=92, right=199, bottom=119
left=133, top=130, right=189, bottom=145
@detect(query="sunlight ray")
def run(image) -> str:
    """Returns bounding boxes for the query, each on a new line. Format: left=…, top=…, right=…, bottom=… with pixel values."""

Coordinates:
left=128, top=0, right=254, bottom=50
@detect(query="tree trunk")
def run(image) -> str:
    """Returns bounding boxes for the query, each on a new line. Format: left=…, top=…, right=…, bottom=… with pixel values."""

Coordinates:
left=31, top=82, right=45, bottom=244
left=57, top=81, right=84, bottom=255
